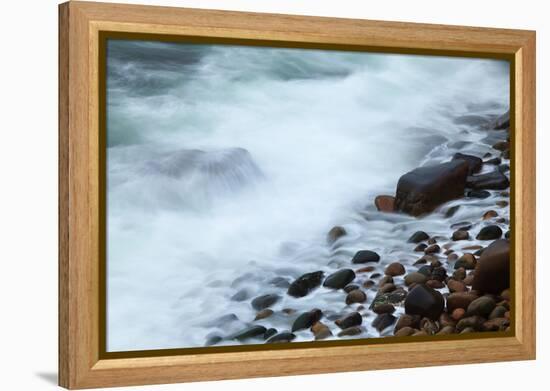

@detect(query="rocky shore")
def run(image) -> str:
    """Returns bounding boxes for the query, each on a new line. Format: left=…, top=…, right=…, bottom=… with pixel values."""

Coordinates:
left=204, top=110, right=512, bottom=346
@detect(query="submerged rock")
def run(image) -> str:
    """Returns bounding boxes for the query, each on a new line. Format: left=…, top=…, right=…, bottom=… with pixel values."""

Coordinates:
left=327, top=226, right=347, bottom=245
left=351, top=250, right=381, bottom=264
left=408, top=231, right=430, bottom=243
left=227, top=325, right=267, bottom=341
left=395, top=160, right=469, bottom=216
left=251, top=294, right=280, bottom=311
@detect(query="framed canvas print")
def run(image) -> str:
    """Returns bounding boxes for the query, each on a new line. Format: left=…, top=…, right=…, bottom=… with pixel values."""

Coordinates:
left=58, top=1, right=536, bottom=389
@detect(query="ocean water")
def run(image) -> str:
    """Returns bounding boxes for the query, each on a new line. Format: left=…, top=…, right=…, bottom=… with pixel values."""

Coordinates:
left=106, top=40, right=510, bottom=351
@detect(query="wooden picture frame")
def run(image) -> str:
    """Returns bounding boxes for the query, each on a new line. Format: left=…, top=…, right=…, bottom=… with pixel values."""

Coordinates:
left=59, top=1, right=536, bottom=389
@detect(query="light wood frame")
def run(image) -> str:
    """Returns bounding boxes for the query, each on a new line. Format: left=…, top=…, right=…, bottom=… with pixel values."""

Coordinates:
left=59, top=1, right=536, bottom=389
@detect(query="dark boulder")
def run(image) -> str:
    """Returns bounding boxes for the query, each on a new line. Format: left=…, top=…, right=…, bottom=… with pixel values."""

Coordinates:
left=372, top=313, right=397, bottom=332
left=323, top=269, right=356, bottom=289
left=228, top=325, right=267, bottom=341
left=251, top=294, right=280, bottom=311
left=351, top=250, right=380, bottom=264
left=452, top=153, right=482, bottom=174
left=287, top=271, right=324, bottom=297
left=395, top=160, right=469, bottom=216
left=472, top=239, right=510, bottom=294
left=335, top=312, right=362, bottom=329
left=404, top=284, right=445, bottom=320
left=408, top=231, right=429, bottom=243
left=476, top=225, right=503, bottom=240
left=466, top=170, right=509, bottom=190
left=291, top=309, right=323, bottom=332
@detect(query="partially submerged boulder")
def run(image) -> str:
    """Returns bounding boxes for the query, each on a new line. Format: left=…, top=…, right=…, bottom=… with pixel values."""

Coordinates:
left=466, top=170, right=510, bottom=190
left=395, top=160, right=469, bottom=216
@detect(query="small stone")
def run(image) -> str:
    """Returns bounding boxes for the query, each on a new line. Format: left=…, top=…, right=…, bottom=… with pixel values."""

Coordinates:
left=493, top=141, right=509, bottom=151
left=356, top=266, right=376, bottom=273
left=496, top=200, right=509, bottom=207
left=439, top=312, right=457, bottom=328
left=489, top=305, right=507, bottom=320
left=447, top=279, right=467, bottom=293
left=452, top=230, right=469, bottom=241
left=266, top=332, right=296, bottom=343
left=424, top=244, right=440, bottom=254
left=445, top=205, right=461, bottom=218
left=375, top=195, right=396, bottom=212
left=351, top=250, right=381, bottom=264
left=251, top=294, right=280, bottom=311
left=427, top=237, right=438, bottom=245
left=466, top=296, right=496, bottom=317
left=327, top=226, right=347, bottom=245
left=456, top=315, right=485, bottom=332
left=476, top=225, right=503, bottom=240
left=484, top=157, right=502, bottom=165
left=426, top=280, right=445, bottom=289
left=454, top=253, right=477, bottom=270
left=467, top=190, right=491, bottom=199
left=345, top=289, right=367, bottom=305
left=404, top=272, right=428, bottom=286
left=378, top=275, right=394, bottom=286
left=335, top=312, right=362, bottom=329
left=337, top=326, right=363, bottom=337
left=452, top=268, right=466, bottom=281
left=343, top=284, right=360, bottom=293
left=446, top=292, right=479, bottom=312
left=291, top=309, right=323, bottom=332
left=447, top=253, right=459, bottom=262
left=420, top=318, right=439, bottom=335
left=394, top=314, right=421, bottom=331
left=282, top=308, right=296, bottom=315
left=451, top=308, right=466, bottom=321
left=385, top=262, right=406, bottom=276
left=265, top=328, right=280, bottom=340
left=414, top=243, right=428, bottom=252
left=437, top=325, right=456, bottom=335
left=482, top=317, right=510, bottom=331
left=412, top=330, right=428, bottom=336
left=408, top=231, right=430, bottom=243
left=482, top=210, right=498, bottom=220
left=362, top=280, right=375, bottom=289
left=378, top=283, right=396, bottom=293
left=205, top=335, right=223, bottom=346
left=311, top=322, right=332, bottom=340
left=394, top=326, right=415, bottom=337
left=323, top=269, right=355, bottom=289
left=228, top=325, right=267, bottom=341
left=372, top=313, right=397, bottom=332
left=269, top=277, right=290, bottom=288
left=372, top=303, right=395, bottom=314
left=231, top=289, right=249, bottom=302
left=463, top=274, right=475, bottom=286
left=254, top=309, right=274, bottom=320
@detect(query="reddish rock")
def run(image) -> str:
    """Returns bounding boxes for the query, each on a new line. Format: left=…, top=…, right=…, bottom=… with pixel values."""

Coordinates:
left=385, top=262, right=406, bottom=276
left=446, top=292, right=479, bottom=312
left=374, top=195, right=396, bottom=212
left=447, top=279, right=467, bottom=293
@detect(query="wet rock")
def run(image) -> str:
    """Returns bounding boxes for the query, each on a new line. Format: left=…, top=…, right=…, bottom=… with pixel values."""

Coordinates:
left=370, top=289, right=408, bottom=309
left=473, top=239, right=510, bottom=294
left=395, top=314, right=421, bottom=331
left=451, top=221, right=472, bottom=230
left=379, top=283, right=396, bottom=293
left=424, top=244, right=440, bottom=254
left=445, top=205, right=461, bottom=218
left=467, top=190, right=491, bottom=199
left=482, top=210, right=498, bottom=220
left=426, top=280, right=445, bottom=289
left=202, top=313, right=239, bottom=328
left=356, top=266, right=376, bottom=274
left=447, top=279, right=467, bottom=293
left=476, top=225, right=502, bottom=240
left=453, top=152, right=482, bottom=174
left=414, top=243, right=428, bottom=252
left=439, top=313, right=457, bottom=328
left=264, top=328, right=277, bottom=340
left=228, top=325, right=267, bottom=341
left=372, top=303, right=396, bottom=314
left=395, top=160, right=469, bottom=216
left=404, top=272, right=428, bottom=286
left=437, top=325, right=456, bottom=335
left=451, top=308, right=466, bottom=321
left=385, top=262, right=406, bottom=276
left=205, top=334, right=223, bottom=346
left=489, top=305, right=507, bottom=320
left=231, top=289, right=250, bottom=302
left=482, top=317, right=509, bottom=331
left=498, top=163, right=510, bottom=172
left=291, top=309, right=323, bottom=332
left=405, top=284, right=445, bottom=320
left=375, top=195, right=396, bottom=212
left=431, top=266, right=447, bottom=281
left=338, top=326, right=363, bottom=337
left=491, top=110, right=510, bottom=130
left=496, top=200, right=509, bottom=207
left=452, top=230, right=469, bottom=241
left=394, top=326, right=415, bottom=337
left=446, top=292, right=478, bottom=312
left=463, top=273, right=475, bottom=286
left=484, top=157, right=502, bottom=165
left=251, top=294, right=280, bottom=311
left=351, top=250, right=381, bottom=264
left=493, top=141, right=510, bottom=151
left=343, top=284, right=360, bottom=293
left=421, top=318, right=440, bottom=335
left=269, top=277, right=290, bottom=288
left=408, top=231, right=430, bottom=243
left=454, top=253, right=477, bottom=270
left=335, top=312, right=362, bottom=329
left=427, top=237, right=438, bottom=245
left=323, top=269, right=356, bottom=289
left=466, top=296, right=496, bottom=317
left=456, top=315, right=485, bottom=332
left=287, top=271, right=324, bottom=297
left=372, top=313, right=397, bottom=332
left=466, top=170, right=510, bottom=190
left=255, top=309, right=274, bottom=320
left=266, top=332, right=296, bottom=343
left=327, top=226, right=347, bottom=245
left=346, top=289, right=367, bottom=305
left=311, top=322, right=332, bottom=340
left=417, top=265, right=433, bottom=277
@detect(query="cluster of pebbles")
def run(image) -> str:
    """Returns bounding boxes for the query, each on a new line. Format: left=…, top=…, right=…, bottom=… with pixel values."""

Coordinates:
left=204, top=110, right=512, bottom=347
